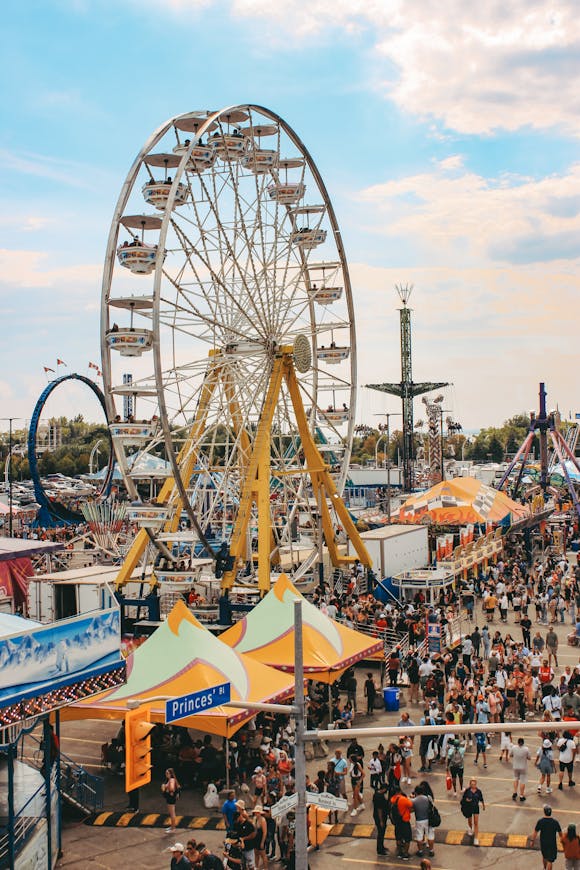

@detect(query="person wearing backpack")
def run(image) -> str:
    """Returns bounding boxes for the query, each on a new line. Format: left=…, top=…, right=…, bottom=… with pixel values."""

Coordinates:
left=556, top=731, right=577, bottom=790
left=446, top=739, right=465, bottom=797
left=390, top=785, right=414, bottom=860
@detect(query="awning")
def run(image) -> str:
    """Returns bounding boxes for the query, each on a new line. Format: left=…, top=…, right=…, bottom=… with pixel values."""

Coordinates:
left=220, top=573, right=383, bottom=682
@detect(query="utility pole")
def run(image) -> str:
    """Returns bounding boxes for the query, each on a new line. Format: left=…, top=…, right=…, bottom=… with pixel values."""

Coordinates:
left=366, top=285, right=448, bottom=493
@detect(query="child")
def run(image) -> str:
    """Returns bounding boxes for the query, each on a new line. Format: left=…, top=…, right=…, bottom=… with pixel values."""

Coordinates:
left=474, top=732, right=488, bottom=768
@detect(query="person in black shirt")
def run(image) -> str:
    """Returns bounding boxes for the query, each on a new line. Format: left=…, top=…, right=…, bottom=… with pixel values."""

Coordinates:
left=373, top=782, right=389, bottom=855
left=198, top=844, right=223, bottom=870
left=364, top=673, right=377, bottom=715
left=531, top=805, right=562, bottom=870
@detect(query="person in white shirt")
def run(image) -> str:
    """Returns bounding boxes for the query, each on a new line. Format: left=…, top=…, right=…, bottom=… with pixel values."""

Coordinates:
left=542, top=691, right=562, bottom=721
left=556, top=732, right=576, bottom=789
left=510, top=738, right=531, bottom=802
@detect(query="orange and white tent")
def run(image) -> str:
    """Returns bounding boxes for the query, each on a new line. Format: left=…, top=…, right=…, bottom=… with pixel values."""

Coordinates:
left=220, top=573, right=382, bottom=682
left=61, top=601, right=296, bottom=737
left=398, top=477, right=528, bottom=526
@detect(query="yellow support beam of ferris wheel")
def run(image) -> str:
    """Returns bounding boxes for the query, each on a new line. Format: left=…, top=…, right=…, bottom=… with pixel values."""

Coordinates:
left=114, top=356, right=220, bottom=591
left=221, top=350, right=287, bottom=592
left=283, top=359, right=372, bottom=569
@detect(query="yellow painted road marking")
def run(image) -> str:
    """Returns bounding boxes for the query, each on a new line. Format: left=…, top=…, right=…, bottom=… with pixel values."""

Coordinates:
left=216, top=820, right=226, bottom=830
left=507, top=834, right=529, bottom=848
left=92, top=812, right=112, bottom=826
left=190, top=817, right=210, bottom=828
left=343, top=859, right=454, bottom=870
left=140, top=814, right=160, bottom=826
left=117, top=813, right=136, bottom=827
left=331, top=824, right=345, bottom=836
left=352, top=824, right=375, bottom=838
left=475, top=832, right=495, bottom=846
left=444, top=830, right=465, bottom=845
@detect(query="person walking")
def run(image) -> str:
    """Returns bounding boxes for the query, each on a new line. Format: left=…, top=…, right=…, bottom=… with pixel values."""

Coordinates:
left=460, top=778, right=485, bottom=847
left=531, top=805, right=562, bottom=870
left=349, top=752, right=365, bottom=816
left=510, top=737, right=531, bottom=802
left=546, top=627, right=559, bottom=668
left=536, top=739, right=556, bottom=795
left=560, top=824, right=580, bottom=870
left=411, top=782, right=435, bottom=858
left=446, top=738, right=465, bottom=797
left=372, top=782, right=389, bottom=856
left=557, top=731, right=577, bottom=790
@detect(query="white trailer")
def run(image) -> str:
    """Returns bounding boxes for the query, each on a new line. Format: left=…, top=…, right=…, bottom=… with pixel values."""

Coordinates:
left=27, top=565, right=152, bottom=623
left=353, top=523, right=429, bottom=579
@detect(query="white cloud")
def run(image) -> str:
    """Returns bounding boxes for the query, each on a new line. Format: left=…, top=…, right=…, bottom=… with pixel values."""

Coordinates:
left=357, top=161, right=580, bottom=267
left=0, top=249, right=102, bottom=290
left=156, top=0, right=580, bottom=137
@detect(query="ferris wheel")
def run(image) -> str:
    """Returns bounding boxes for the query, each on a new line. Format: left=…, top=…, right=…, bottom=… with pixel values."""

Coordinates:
left=101, top=104, right=369, bottom=593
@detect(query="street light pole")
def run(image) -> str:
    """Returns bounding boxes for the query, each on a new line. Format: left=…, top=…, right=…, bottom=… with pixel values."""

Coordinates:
left=1, top=418, right=24, bottom=538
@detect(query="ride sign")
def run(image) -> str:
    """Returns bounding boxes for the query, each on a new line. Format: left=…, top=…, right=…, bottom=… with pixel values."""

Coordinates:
left=165, top=682, right=231, bottom=724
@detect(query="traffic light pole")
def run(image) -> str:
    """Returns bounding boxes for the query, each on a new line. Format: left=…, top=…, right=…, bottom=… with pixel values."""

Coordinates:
left=293, top=600, right=308, bottom=870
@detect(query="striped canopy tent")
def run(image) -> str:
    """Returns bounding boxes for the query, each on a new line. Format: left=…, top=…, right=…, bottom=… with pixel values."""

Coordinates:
left=398, top=477, right=528, bottom=526
left=220, top=573, right=383, bottom=682
left=61, top=601, right=296, bottom=738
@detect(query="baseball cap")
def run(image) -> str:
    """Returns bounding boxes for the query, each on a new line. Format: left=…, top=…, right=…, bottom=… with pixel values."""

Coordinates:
left=543, top=739, right=552, bottom=748
left=254, top=766, right=263, bottom=773
left=169, top=843, right=185, bottom=853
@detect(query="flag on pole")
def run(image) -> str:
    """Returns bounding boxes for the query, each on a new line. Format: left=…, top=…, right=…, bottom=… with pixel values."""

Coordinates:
left=57, top=358, right=67, bottom=366
left=88, top=361, right=99, bottom=370
left=43, top=366, right=55, bottom=373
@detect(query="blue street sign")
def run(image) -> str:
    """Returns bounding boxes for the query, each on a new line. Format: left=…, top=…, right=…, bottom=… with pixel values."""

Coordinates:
left=165, top=681, right=231, bottom=724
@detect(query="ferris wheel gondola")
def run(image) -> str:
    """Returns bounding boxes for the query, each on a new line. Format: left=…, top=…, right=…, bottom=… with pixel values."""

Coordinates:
left=101, top=104, right=365, bottom=592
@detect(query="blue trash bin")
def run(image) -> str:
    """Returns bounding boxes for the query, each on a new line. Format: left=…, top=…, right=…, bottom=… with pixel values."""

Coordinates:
left=383, top=687, right=400, bottom=712
left=571, top=542, right=579, bottom=552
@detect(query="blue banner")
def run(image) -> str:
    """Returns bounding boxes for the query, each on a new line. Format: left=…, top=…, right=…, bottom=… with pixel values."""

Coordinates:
left=0, top=609, right=122, bottom=709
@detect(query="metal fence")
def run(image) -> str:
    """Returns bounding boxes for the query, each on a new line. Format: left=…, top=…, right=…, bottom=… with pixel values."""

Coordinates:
left=59, top=751, right=104, bottom=813
left=0, top=780, right=46, bottom=869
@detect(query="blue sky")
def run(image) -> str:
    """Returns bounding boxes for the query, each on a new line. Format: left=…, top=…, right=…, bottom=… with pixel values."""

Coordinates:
left=1, top=0, right=579, bottom=432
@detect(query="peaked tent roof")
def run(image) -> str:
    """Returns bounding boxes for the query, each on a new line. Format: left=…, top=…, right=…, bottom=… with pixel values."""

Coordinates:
left=220, top=573, right=383, bottom=682
left=398, top=477, right=529, bottom=525
left=61, top=601, right=295, bottom=737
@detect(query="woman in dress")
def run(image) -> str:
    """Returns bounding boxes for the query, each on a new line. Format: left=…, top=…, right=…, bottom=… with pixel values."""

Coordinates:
left=536, top=738, right=556, bottom=795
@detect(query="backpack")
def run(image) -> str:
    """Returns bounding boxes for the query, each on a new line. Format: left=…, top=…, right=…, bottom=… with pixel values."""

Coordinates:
left=449, top=748, right=463, bottom=769
left=427, top=797, right=441, bottom=828
left=390, top=795, right=403, bottom=825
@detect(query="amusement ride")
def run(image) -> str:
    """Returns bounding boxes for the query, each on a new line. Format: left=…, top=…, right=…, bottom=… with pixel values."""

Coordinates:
left=100, top=104, right=372, bottom=602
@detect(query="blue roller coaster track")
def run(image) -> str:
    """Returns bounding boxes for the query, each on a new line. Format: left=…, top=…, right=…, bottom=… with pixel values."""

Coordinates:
left=27, top=373, right=114, bottom=526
